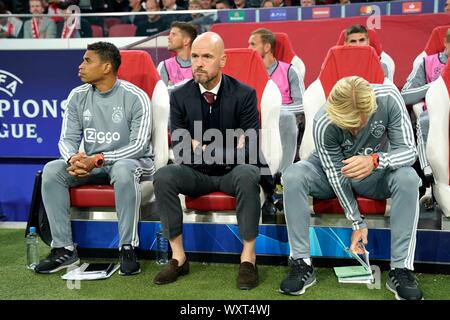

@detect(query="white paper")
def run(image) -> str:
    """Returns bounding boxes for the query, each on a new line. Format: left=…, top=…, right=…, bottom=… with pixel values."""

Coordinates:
left=61, top=263, right=120, bottom=281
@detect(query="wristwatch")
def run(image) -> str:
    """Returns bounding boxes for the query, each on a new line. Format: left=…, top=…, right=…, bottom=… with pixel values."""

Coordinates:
left=94, top=153, right=105, bottom=168
left=371, top=153, right=379, bottom=169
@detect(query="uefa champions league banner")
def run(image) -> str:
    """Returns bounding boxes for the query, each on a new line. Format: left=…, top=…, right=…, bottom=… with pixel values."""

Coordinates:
left=0, top=50, right=85, bottom=158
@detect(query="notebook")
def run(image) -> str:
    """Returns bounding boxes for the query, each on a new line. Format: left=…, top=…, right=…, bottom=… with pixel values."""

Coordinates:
left=334, top=243, right=375, bottom=284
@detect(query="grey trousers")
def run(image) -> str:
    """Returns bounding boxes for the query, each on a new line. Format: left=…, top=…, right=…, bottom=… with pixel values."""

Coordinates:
left=416, top=110, right=429, bottom=170
left=41, top=158, right=154, bottom=248
left=282, top=160, right=421, bottom=270
left=154, top=164, right=261, bottom=240
left=278, top=110, right=299, bottom=173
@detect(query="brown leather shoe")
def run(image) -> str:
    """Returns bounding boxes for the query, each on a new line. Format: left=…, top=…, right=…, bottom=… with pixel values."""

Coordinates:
left=236, top=262, right=259, bottom=290
left=153, top=258, right=189, bottom=285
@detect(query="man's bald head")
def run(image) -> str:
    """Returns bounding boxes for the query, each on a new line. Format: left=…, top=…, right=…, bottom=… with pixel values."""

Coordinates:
left=191, top=32, right=227, bottom=90
left=192, top=32, right=225, bottom=56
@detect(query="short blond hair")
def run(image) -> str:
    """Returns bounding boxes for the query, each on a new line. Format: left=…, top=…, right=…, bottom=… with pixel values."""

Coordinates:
left=326, top=76, right=377, bottom=131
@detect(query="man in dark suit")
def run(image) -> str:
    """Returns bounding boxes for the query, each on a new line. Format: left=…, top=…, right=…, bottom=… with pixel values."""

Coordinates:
left=153, top=32, right=262, bottom=290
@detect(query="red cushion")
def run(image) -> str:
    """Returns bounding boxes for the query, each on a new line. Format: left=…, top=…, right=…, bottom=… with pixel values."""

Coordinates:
left=118, top=50, right=160, bottom=99
left=424, top=25, right=450, bottom=56
left=313, top=196, right=386, bottom=215
left=336, top=28, right=383, bottom=57
left=319, top=45, right=385, bottom=97
left=274, top=32, right=296, bottom=64
left=222, top=48, right=269, bottom=115
left=185, top=192, right=237, bottom=211
left=70, top=185, right=115, bottom=207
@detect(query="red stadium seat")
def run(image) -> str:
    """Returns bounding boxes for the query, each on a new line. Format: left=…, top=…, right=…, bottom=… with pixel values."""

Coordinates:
left=424, top=25, right=450, bottom=56
left=413, top=25, right=450, bottom=68
left=108, top=24, right=137, bottom=37
left=274, top=32, right=306, bottom=83
left=410, top=25, right=450, bottom=126
left=91, top=24, right=104, bottom=38
left=300, top=45, right=389, bottom=215
left=184, top=49, right=282, bottom=212
left=69, top=50, right=170, bottom=208
left=104, top=17, right=121, bottom=30
left=336, top=28, right=395, bottom=81
left=426, top=61, right=450, bottom=217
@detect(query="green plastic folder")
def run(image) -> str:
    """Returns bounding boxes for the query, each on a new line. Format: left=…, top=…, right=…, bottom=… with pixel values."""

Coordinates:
left=334, top=266, right=372, bottom=278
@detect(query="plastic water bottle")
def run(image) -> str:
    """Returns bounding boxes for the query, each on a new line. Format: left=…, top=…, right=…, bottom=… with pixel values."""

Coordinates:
left=156, top=230, right=169, bottom=265
left=26, top=227, right=39, bottom=270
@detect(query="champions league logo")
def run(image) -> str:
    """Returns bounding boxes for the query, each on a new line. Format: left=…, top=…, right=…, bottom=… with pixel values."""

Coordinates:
left=0, top=69, right=66, bottom=145
left=0, top=69, right=23, bottom=97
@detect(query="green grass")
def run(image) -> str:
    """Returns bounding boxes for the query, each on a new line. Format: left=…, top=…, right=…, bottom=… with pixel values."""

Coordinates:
left=1, top=228, right=449, bottom=300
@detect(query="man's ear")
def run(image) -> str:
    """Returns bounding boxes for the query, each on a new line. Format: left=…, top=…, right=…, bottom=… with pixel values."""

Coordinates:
left=264, top=43, right=272, bottom=55
left=220, top=53, right=227, bottom=68
left=103, top=62, right=112, bottom=75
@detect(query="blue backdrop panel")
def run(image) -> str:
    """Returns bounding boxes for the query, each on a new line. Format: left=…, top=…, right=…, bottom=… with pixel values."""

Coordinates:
left=0, top=50, right=85, bottom=221
left=71, top=221, right=450, bottom=264
left=390, top=0, right=435, bottom=15
left=344, top=2, right=388, bottom=17
left=217, top=9, right=256, bottom=23
left=259, top=7, right=298, bottom=22
left=300, top=5, right=341, bottom=20
left=438, top=0, right=446, bottom=12
left=0, top=50, right=84, bottom=158
left=0, top=162, right=45, bottom=221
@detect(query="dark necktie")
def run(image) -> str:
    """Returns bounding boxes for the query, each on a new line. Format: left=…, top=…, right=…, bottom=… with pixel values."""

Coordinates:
left=202, top=91, right=216, bottom=105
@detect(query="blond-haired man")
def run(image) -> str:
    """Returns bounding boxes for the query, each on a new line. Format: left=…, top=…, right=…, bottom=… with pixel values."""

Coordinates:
left=280, top=76, right=423, bottom=300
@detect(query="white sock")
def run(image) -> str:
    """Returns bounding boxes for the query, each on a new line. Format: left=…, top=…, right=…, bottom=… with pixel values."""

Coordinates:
left=64, top=245, right=74, bottom=251
left=303, top=258, right=311, bottom=266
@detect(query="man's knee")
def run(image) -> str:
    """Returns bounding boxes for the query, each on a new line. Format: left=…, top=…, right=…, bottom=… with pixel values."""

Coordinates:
left=390, top=167, right=422, bottom=191
left=154, top=164, right=182, bottom=189
left=232, top=164, right=260, bottom=186
left=42, top=160, right=68, bottom=184
left=279, top=111, right=296, bottom=126
left=110, top=160, right=136, bottom=185
left=282, top=161, right=310, bottom=187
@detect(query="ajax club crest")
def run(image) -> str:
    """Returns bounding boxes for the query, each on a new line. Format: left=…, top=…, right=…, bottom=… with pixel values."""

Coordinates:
left=370, top=120, right=385, bottom=138
left=112, top=106, right=124, bottom=123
